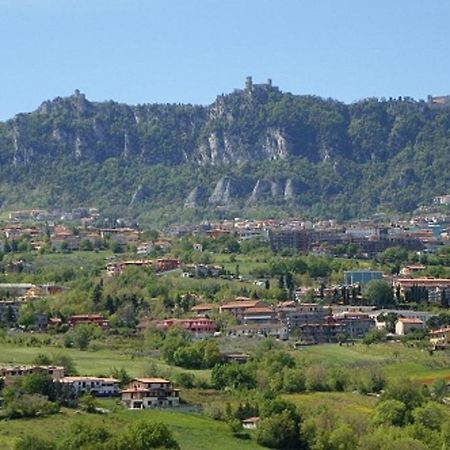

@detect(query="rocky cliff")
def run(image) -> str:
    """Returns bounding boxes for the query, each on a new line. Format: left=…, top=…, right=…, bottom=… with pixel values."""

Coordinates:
left=0, top=78, right=449, bottom=223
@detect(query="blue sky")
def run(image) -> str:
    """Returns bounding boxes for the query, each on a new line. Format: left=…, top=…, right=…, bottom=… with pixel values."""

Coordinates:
left=0, top=0, right=449, bottom=120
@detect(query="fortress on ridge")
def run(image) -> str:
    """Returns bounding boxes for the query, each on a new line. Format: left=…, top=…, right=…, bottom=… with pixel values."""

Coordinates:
left=233, top=76, right=280, bottom=95
left=427, top=95, right=450, bottom=108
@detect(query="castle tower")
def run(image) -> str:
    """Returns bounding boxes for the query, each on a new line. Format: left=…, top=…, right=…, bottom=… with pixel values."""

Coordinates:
left=245, top=76, right=253, bottom=91
left=267, top=78, right=272, bottom=87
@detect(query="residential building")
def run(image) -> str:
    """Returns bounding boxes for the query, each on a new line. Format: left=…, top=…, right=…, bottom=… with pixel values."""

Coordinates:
left=0, top=365, right=64, bottom=382
left=67, top=314, right=109, bottom=329
left=242, top=306, right=275, bottom=325
left=182, top=264, right=224, bottom=278
left=191, top=303, right=218, bottom=316
left=121, top=378, right=180, bottom=409
left=394, top=278, right=450, bottom=304
left=219, top=299, right=268, bottom=322
left=277, top=303, right=325, bottom=334
left=137, top=318, right=216, bottom=337
left=333, top=311, right=375, bottom=339
left=399, top=264, right=426, bottom=277
left=395, top=318, right=424, bottom=335
left=60, top=376, right=120, bottom=396
left=429, top=327, right=450, bottom=349
left=225, top=323, right=288, bottom=340
left=294, top=317, right=347, bottom=344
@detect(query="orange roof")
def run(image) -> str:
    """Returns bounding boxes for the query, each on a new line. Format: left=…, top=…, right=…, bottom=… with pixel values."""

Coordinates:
left=397, top=318, right=423, bottom=324
left=62, top=376, right=118, bottom=383
left=133, top=378, right=170, bottom=383
left=429, top=327, right=450, bottom=335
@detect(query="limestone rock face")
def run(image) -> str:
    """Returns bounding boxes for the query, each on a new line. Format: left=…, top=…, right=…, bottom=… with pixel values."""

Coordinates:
left=270, top=180, right=284, bottom=197
left=284, top=178, right=301, bottom=200
left=247, top=179, right=272, bottom=204
left=208, top=177, right=251, bottom=206
left=184, top=186, right=207, bottom=208
left=209, top=177, right=234, bottom=205
left=130, top=184, right=148, bottom=205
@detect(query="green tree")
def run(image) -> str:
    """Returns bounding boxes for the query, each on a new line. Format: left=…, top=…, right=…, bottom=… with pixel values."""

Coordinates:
left=328, top=423, right=357, bottom=450
left=70, top=324, right=99, bottom=350
left=365, top=280, right=395, bottom=307
left=429, top=378, right=448, bottom=402
left=372, top=399, right=408, bottom=426
left=256, top=411, right=300, bottom=449
left=412, top=402, right=445, bottom=431
left=115, top=421, right=179, bottom=449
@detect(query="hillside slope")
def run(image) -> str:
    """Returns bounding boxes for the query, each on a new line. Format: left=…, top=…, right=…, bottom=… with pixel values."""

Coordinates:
left=1, top=79, right=450, bottom=223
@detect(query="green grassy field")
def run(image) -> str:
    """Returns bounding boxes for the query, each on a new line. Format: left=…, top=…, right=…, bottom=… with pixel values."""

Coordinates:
left=284, top=392, right=377, bottom=420
left=1, top=340, right=449, bottom=384
left=298, top=342, right=450, bottom=382
left=0, top=406, right=264, bottom=450
left=0, top=342, right=211, bottom=381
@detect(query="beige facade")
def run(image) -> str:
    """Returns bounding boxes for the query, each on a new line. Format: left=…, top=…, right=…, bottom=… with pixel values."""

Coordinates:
left=395, top=318, right=424, bottom=335
left=121, top=378, right=180, bottom=409
left=430, top=327, right=450, bottom=349
left=0, top=365, right=64, bottom=381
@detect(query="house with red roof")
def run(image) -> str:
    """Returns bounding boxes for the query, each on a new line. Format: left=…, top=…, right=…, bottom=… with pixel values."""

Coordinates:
left=121, top=378, right=180, bottom=409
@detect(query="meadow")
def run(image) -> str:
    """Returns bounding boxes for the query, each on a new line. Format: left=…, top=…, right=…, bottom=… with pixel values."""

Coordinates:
left=0, top=405, right=264, bottom=450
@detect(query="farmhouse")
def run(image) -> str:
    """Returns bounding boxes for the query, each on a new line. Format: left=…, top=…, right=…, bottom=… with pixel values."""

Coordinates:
left=0, top=365, right=64, bottom=382
left=60, top=376, right=120, bottom=396
left=429, top=327, right=450, bottom=349
left=138, top=318, right=216, bottom=337
left=68, top=314, right=109, bottom=329
left=121, top=378, right=180, bottom=409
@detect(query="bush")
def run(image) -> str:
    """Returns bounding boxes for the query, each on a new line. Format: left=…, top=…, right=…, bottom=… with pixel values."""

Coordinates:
left=115, top=421, right=179, bottom=449
left=256, top=411, right=300, bottom=449
left=372, top=400, right=408, bottom=427
left=173, top=372, right=195, bottom=388
left=15, top=435, right=56, bottom=450
left=5, top=394, right=60, bottom=418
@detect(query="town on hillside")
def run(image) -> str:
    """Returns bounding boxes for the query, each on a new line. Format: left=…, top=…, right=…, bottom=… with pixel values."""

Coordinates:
left=0, top=206, right=449, bottom=449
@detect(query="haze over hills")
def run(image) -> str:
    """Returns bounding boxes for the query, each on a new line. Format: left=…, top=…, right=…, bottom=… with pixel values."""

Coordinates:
left=1, top=77, right=450, bottom=224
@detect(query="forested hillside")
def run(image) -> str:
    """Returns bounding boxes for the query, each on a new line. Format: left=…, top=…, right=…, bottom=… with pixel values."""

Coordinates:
left=1, top=80, right=450, bottom=224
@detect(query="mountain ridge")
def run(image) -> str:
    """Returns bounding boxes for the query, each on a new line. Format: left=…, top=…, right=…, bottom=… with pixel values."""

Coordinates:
left=1, top=78, right=450, bottom=224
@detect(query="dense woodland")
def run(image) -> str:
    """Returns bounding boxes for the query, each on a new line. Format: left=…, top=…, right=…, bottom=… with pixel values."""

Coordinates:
left=1, top=86, right=450, bottom=224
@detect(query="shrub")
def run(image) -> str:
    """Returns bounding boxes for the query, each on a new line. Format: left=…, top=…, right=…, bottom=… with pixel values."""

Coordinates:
left=5, top=394, right=59, bottom=419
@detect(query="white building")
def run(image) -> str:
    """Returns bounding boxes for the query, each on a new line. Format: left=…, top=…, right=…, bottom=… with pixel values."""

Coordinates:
left=60, top=376, right=120, bottom=396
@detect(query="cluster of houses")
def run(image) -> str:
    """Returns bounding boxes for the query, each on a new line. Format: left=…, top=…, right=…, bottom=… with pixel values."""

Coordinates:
left=0, top=364, right=180, bottom=409
left=135, top=296, right=436, bottom=344
left=133, top=292, right=450, bottom=347
left=0, top=283, right=66, bottom=328
left=106, top=258, right=180, bottom=277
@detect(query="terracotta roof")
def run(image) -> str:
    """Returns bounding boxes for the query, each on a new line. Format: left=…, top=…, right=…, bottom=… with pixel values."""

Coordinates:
left=397, top=318, right=424, bottom=324
left=61, top=376, right=118, bottom=383
left=429, top=327, right=450, bottom=334
left=133, top=377, right=171, bottom=383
